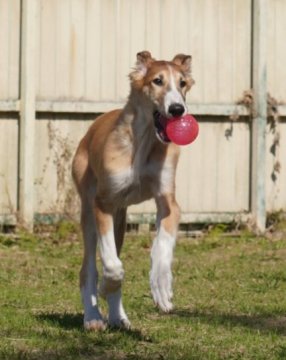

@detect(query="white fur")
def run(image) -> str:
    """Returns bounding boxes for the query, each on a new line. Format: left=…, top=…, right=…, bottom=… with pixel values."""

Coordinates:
left=164, top=66, right=187, bottom=116
left=150, top=225, right=176, bottom=312
left=80, top=210, right=105, bottom=329
left=107, top=289, right=130, bottom=328
left=110, top=160, right=175, bottom=200
left=98, top=230, right=124, bottom=298
left=81, top=255, right=103, bottom=325
left=109, top=168, right=134, bottom=194
left=158, top=163, right=176, bottom=195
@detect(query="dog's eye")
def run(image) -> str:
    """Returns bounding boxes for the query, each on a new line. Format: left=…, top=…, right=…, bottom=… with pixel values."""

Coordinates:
left=180, top=79, right=187, bottom=88
left=153, top=78, right=163, bottom=86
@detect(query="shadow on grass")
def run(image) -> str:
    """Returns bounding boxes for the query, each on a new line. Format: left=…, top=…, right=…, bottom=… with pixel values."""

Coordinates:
left=172, top=308, right=286, bottom=335
left=36, top=312, right=83, bottom=330
left=36, top=312, right=153, bottom=342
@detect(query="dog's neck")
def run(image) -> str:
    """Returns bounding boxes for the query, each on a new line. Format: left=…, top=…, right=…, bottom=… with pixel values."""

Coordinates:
left=120, top=89, right=161, bottom=168
left=126, top=89, right=154, bottom=122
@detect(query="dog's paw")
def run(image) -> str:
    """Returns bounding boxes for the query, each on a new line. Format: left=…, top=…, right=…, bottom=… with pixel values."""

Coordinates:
left=108, top=317, right=131, bottom=330
left=83, top=306, right=106, bottom=331
left=150, top=264, right=174, bottom=313
left=84, top=319, right=107, bottom=331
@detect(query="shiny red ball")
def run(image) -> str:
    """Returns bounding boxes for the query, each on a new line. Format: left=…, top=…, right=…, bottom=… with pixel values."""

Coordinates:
left=166, top=114, right=199, bottom=145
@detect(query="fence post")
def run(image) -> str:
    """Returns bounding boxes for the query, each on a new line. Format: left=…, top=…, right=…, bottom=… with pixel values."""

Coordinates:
left=19, top=0, right=37, bottom=230
left=251, top=0, right=267, bottom=232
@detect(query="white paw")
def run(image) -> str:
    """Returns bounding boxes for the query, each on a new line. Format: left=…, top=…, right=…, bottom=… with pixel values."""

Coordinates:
left=84, top=319, right=106, bottom=331
left=83, top=305, right=106, bottom=331
left=108, top=317, right=131, bottom=330
left=107, top=289, right=130, bottom=329
left=150, top=263, right=174, bottom=312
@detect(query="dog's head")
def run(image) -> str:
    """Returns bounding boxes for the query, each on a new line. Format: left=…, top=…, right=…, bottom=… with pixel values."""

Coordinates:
left=129, top=51, right=194, bottom=143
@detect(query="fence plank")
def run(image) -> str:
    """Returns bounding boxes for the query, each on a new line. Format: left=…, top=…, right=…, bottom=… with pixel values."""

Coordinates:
left=251, top=0, right=267, bottom=231
left=19, top=0, right=37, bottom=229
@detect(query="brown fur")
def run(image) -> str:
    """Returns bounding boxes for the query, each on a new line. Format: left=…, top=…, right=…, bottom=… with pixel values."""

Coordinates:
left=72, top=51, right=194, bottom=330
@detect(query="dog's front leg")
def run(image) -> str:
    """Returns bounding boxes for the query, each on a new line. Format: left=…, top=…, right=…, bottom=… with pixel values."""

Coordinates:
left=94, top=200, right=129, bottom=327
left=150, top=194, right=180, bottom=312
left=94, top=202, right=124, bottom=296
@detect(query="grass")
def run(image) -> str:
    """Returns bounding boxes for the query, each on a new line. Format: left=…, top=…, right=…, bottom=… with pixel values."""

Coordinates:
left=1, top=222, right=286, bottom=359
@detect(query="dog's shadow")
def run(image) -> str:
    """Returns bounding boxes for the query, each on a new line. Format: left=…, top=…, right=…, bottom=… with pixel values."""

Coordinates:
left=171, top=308, right=286, bottom=336
left=36, top=312, right=152, bottom=342
left=36, top=312, right=83, bottom=330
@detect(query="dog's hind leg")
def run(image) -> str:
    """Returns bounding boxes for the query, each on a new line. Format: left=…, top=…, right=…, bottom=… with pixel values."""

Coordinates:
left=80, top=196, right=106, bottom=331
left=106, top=208, right=130, bottom=329
left=150, top=194, right=180, bottom=312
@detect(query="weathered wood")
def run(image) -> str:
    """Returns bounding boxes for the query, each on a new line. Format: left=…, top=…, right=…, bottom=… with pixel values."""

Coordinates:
left=19, top=0, right=36, bottom=230
left=127, top=212, right=251, bottom=225
left=34, top=100, right=249, bottom=116
left=1, top=0, right=286, bottom=228
left=0, top=214, right=16, bottom=226
left=251, top=0, right=267, bottom=232
left=0, top=100, right=19, bottom=111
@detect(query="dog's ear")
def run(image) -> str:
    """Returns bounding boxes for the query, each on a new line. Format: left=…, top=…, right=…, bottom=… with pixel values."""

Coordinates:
left=172, top=54, right=192, bottom=74
left=129, top=51, right=155, bottom=88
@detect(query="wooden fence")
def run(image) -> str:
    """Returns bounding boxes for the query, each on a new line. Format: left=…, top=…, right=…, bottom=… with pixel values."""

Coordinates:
left=0, top=0, right=285, bottom=231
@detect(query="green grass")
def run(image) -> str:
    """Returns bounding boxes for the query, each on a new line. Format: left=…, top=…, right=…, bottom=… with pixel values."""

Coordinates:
left=1, top=224, right=286, bottom=359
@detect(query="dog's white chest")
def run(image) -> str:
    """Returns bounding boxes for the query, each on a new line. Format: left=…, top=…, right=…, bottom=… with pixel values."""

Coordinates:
left=108, top=159, right=174, bottom=207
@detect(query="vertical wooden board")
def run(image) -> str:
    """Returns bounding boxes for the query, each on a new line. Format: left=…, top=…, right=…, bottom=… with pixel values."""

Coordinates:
left=267, top=0, right=286, bottom=101
left=158, top=0, right=191, bottom=59
left=0, top=116, right=18, bottom=214
left=37, top=0, right=57, bottom=99
left=145, top=0, right=161, bottom=57
left=69, top=0, right=85, bottom=98
left=185, top=0, right=204, bottom=104
left=217, top=121, right=250, bottom=211
left=217, top=0, right=251, bottom=102
left=34, top=115, right=94, bottom=215
left=267, top=0, right=276, bottom=99
left=176, top=120, right=250, bottom=212
left=85, top=0, right=102, bottom=100
left=159, top=0, right=176, bottom=58
left=8, top=0, right=20, bottom=99
left=129, top=0, right=146, bottom=62
left=201, top=0, right=219, bottom=103
left=233, top=0, right=251, bottom=99
left=0, top=0, right=9, bottom=99
left=34, top=116, right=58, bottom=213
left=266, top=121, right=286, bottom=211
left=54, top=0, right=71, bottom=99
left=100, top=0, right=117, bottom=100
left=0, top=0, right=20, bottom=100
left=116, top=0, right=132, bottom=101
left=217, top=0, right=234, bottom=102
left=185, top=0, right=251, bottom=105
left=171, top=0, right=191, bottom=56
left=251, top=0, right=267, bottom=231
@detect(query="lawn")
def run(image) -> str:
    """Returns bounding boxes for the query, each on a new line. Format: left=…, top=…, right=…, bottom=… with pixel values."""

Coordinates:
left=1, top=221, right=286, bottom=359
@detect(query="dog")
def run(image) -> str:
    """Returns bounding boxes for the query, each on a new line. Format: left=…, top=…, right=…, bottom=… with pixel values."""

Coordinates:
left=72, top=51, right=194, bottom=330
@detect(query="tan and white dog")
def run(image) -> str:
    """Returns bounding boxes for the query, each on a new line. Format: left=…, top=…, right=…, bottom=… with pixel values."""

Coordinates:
left=72, top=51, right=194, bottom=330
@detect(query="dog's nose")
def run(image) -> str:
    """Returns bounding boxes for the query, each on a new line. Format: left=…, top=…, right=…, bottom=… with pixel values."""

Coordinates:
left=168, top=103, right=185, bottom=117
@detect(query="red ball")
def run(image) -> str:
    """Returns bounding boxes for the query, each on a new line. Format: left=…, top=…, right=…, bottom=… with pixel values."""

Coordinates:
left=166, top=114, right=199, bottom=145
